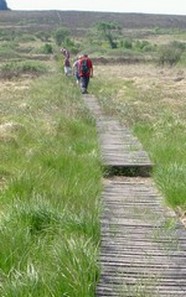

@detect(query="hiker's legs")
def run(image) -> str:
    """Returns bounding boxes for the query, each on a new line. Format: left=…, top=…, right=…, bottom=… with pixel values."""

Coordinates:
left=75, top=73, right=80, bottom=85
left=80, top=76, right=89, bottom=93
left=64, top=58, right=71, bottom=76
left=64, top=66, right=71, bottom=76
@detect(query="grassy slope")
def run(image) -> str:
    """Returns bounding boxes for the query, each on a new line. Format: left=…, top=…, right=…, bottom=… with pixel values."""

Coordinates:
left=0, top=68, right=102, bottom=296
left=0, top=9, right=186, bottom=295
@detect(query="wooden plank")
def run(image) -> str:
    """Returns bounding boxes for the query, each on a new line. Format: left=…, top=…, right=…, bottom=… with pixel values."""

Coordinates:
left=97, top=181, right=186, bottom=296
left=82, top=94, right=153, bottom=176
left=82, top=95, right=186, bottom=296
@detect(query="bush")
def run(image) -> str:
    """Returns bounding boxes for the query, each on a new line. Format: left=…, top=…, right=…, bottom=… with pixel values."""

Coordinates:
left=158, top=42, right=184, bottom=66
left=0, top=60, right=48, bottom=79
left=53, top=27, right=70, bottom=46
left=134, top=40, right=151, bottom=51
left=40, top=43, right=53, bottom=54
left=121, top=38, right=133, bottom=49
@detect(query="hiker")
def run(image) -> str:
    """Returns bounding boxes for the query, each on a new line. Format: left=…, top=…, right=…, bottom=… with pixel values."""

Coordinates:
left=72, top=55, right=82, bottom=85
left=79, top=54, right=93, bottom=94
left=60, top=47, right=70, bottom=60
left=64, top=58, right=72, bottom=76
left=60, top=47, right=71, bottom=76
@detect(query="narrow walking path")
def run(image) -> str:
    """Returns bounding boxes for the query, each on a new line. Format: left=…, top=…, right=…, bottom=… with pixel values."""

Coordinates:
left=83, top=95, right=152, bottom=176
left=82, top=95, right=186, bottom=297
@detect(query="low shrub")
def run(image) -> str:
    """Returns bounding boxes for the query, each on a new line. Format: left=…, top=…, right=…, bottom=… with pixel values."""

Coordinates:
left=0, top=60, right=48, bottom=79
left=158, top=41, right=184, bottom=66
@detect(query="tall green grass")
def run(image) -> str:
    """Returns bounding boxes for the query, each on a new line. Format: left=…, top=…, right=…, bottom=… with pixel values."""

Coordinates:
left=92, top=74, right=186, bottom=210
left=134, top=115, right=186, bottom=208
left=0, top=73, right=102, bottom=296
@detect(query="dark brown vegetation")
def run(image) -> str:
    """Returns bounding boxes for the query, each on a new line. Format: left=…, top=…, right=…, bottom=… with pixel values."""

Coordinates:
left=1, top=10, right=186, bottom=36
left=1, top=10, right=186, bottom=72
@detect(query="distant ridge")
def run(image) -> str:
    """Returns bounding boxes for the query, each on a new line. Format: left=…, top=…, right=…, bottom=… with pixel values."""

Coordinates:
left=1, top=10, right=186, bottom=33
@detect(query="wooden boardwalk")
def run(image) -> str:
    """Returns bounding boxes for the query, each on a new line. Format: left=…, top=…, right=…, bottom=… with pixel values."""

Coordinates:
left=83, top=95, right=152, bottom=176
left=82, top=95, right=186, bottom=297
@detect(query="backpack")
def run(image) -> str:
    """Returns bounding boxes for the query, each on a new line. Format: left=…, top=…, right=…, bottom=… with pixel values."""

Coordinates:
left=80, top=58, right=89, bottom=75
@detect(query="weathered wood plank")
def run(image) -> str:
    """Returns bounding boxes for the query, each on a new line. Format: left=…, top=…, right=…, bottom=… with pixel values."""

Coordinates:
left=82, top=95, right=186, bottom=296
left=82, top=94, right=153, bottom=176
left=96, top=181, right=186, bottom=296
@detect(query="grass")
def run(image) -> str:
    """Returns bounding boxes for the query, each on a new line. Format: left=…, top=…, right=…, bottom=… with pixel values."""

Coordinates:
left=0, top=70, right=102, bottom=296
left=92, top=63, right=186, bottom=210
left=0, top=60, right=49, bottom=79
left=1, top=16, right=186, bottom=295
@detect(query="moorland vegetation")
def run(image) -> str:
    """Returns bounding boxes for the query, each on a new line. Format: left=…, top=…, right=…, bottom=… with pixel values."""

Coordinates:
left=0, top=10, right=186, bottom=296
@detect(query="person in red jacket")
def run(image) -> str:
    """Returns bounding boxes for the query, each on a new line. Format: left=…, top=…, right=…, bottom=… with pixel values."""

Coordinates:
left=79, top=54, right=93, bottom=94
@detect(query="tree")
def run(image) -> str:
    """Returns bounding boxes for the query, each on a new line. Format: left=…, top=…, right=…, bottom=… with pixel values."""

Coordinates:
left=53, top=27, right=70, bottom=46
left=95, top=21, right=121, bottom=49
left=0, top=0, right=9, bottom=10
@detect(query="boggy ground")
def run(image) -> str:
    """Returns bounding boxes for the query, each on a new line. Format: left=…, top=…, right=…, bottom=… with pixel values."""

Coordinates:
left=94, top=63, right=186, bottom=124
left=93, top=62, right=186, bottom=225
